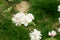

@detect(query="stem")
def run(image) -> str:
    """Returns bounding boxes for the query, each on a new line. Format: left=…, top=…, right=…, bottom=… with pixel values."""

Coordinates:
left=51, top=36, right=54, bottom=40
left=32, top=22, right=36, bottom=26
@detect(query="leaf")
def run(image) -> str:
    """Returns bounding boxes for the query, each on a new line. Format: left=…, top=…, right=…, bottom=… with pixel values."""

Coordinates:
left=45, top=38, right=57, bottom=40
left=3, top=6, right=12, bottom=12
left=8, top=0, right=13, bottom=1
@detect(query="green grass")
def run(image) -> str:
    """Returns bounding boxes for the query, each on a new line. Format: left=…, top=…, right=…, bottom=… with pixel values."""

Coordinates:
left=0, top=0, right=60, bottom=40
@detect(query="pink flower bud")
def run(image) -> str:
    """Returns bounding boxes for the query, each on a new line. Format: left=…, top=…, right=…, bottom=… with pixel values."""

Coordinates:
left=48, top=30, right=57, bottom=37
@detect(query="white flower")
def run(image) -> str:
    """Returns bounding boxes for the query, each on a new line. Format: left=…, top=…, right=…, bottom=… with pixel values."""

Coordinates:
left=12, top=13, right=25, bottom=26
left=58, top=17, right=60, bottom=21
left=30, top=29, right=42, bottom=40
left=25, top=13, right=34, bottom=22
left=48, top=30, right=57, bottom=37
left=58, top=17, right=60, bottom=24
left=27, top=13, right=34, bottom=20
left=57, top=27, right=60, bottom=32
left=57, top=5, right=60, bottom=12
left=12, top=12, right=34, bottom=26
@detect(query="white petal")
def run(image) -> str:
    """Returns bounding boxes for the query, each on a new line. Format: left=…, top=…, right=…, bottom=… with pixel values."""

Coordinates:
left=58, top=27, right=60, bottom=32
left=24, top=23, right=28, bottom=26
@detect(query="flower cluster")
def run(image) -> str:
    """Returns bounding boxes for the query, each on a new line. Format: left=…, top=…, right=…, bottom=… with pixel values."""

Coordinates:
left=48, top=30, right=57, bottom=37
left=12, top=12, right=34, bottom=26
left=57, top=27, right=60, bottom=32
left=30, top=29, right=42, bottom=40
left=57, top=5, right=60, bottom=12
left=58, top=17, right=60, bottom=24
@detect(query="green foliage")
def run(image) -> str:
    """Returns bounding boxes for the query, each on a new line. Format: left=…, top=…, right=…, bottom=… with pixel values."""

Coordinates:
left=46, top=38, right=57, bottom=40
left=0, top=0, right=60, bottom=40
left=0, top=14, right=30, bottom=40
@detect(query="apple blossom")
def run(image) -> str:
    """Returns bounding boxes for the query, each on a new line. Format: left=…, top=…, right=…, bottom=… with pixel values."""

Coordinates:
left=57, top=5, right=60, bottom=12
left=12, top=12, right=34, bottom=26
left=57, top=27, right=60, bottom=32
left=48, top=30, right=57, bottom=37
left=30, top=29, right=42, bottom=40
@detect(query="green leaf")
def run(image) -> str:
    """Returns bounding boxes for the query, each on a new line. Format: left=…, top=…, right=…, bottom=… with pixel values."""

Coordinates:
left=45, top=38, right=57, bottom=40
left=3, top=6, right=12, bottom=12
left=8, top=0, right=13, bottom=1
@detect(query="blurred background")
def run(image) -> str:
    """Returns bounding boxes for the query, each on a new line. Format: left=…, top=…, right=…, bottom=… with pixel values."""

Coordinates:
left=0, top=0, right=60, bottom=40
